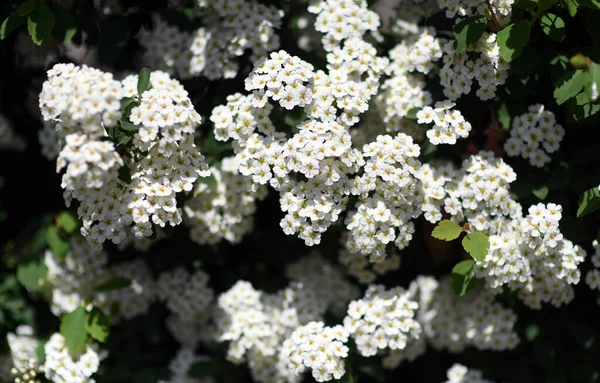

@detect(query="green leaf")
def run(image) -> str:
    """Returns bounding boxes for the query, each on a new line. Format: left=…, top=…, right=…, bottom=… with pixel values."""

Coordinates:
left=452, top=16, right=487, bottom=53
left=121, top=97, right=137, bottom=114
left=405, top=107, right=420, bottom=119
left=115, top=131, right=131, bottom=146
left=16, top=261, right=48, bottom=292
left=540, top=12, right=565, bottom=42
left=58, top=211, right=79, bottom=235
left=497, top=21, right=531, bottom=62
left=533, top=185, right=549, bottom=200
left=120, top=120, right=140, bottom=131
left=431, top=219, right=463, bottom=241
left=462, top=231, right=490, bottom=261
left=577, top=187, right=600, bottom=217
left=27, top=4, right=55, bottom=46
left=51, top=6, right=77, bottom=43
left=95, top=277, right=131, bottom=292
left=85, top=307, right=110, bottom=343
left=35, top=339, right=46, bottom=364
left=564, top=0, right=580, bottom=15
left=60, top=307, right=88, bottom=355
left=17, top=0, right=36, bottom=16
left=554, top=70, right=587, bottom=105
left=98, top=15, right=130, bottom=65
left=566, top=91, right=600, bottom=122
left=1, top=12, right=26, bottom=39
left=451, top=259, right=478, bottom=297
left=137, top=67, right=151, bottom=95
left=45, top=226, right=71, bottom=259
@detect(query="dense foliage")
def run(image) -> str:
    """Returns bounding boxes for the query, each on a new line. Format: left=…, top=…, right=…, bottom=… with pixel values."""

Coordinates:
left=1, top=0, right=600, bottom=382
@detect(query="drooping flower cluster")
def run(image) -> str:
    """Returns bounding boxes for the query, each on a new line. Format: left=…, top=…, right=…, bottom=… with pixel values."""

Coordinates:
left=184, top=157, right=268, bottom=245
left=158, top=267, right=214, bottom=348
left=416, top=101, right=472, bottom=145
left=343, top=285, right=422, bottom=357
left=444, top=364, right=495, bottom=383
left=440, top=32, right=510, bottom=101
left=39, top=64, right=210, bottom=245
left=503, top=104, right=565, bottom=167
left=140, top=0, right=282, bottom=80
left=43, top=333, right=102, bottom=383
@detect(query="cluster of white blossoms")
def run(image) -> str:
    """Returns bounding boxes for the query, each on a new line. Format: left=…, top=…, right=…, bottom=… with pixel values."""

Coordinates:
left=438, top=0, right=514, bottom=27
left=245, top=50, right=315, bottom=110
left=585, top=240, right=600, bottom=290
left=343, top=285, right=421, bottom=358
left=6, top=326, right=42, bottom=383
left=444, top=364, right=495, bottom=383
left=0, top=114, right=26, bottom=151
left=382, top=276, right=518, bottom=370
left=338, top=244, right=401, bottom=284
left=159, top=348, right=215, bottom=383
left=39, top=64, right=210, bottom=245
left=184, top=157, right=268, bottom=245
left=140, top=0, right=282, bottom=80
left=503, top=104, right=565, bottom=167
left=157, top=267, right=214, bottom=348
left=213, top=254, right=357, bottom=383
left=440, top=32, right=510, bottom=101
left=44, top=237, right=156, bottom=320
left=477, top=203, right=586, bottom=308
left=43, top=333, right=102, bottom=383
left=344, top=133, right=421, bottom=260
left=308, top=0, right=380, bottom=51
left=416, top=101, right=472, bottom=145
left=282, top=321, right=349, bottom=382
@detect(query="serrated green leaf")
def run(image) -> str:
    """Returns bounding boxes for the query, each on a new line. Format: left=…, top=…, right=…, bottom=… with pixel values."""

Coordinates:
left=85, top=307, right=109, bottom=343
left=137, top=67, right=151, bottom=95
left=452, top=16, right=487, bottom=53
left=45, top=226, right=70, bottom=259
left=27, top=4, right=55, bottom=46
left=462, top=231, right=490, bottom=261
left=16, top=261, right=48, bottom=292
left=51, top=6, right=77, bottom=43
left=58, top=211, right=79, bottom=235
left=95, top=277, right=131, bottom=292
left=1, top=12, right=26, bottom=39
left=533, top=186, right=549, bottom=200
left=498, top=21, right=531, bottom=62
left=540, top=12, right=565, bottom=42
left=17, top=0, right=36, bottom=16
left=120, top=120, right=140, bottom=131
left=577, top=187, right=600, bottom=217
left=60, top=307, right=88, bottom=355
left=566, top=91, right=600, bottom=122
left=451, top=259, right=478, bottom=297
left=431, top=219, right=463, bottom=241
left=554, top=70, right=587, bottom=105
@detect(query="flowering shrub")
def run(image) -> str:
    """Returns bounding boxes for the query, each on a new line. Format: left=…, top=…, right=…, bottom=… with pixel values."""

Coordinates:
left=1, top=0, right=600, bottom=382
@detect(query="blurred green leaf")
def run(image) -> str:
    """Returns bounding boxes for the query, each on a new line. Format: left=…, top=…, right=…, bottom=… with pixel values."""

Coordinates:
left=95, top=277, right=131, bottom=292
left=60, top=306, right=88, bottom=355
left=17, top=0, right=36, bottom=16
left=58, top=211, right=79, bottom=235
left=451, top=259, right=478, bottom=296
left=85, top=307, right=110, bottom=343
left=45, top=226, right=70, bottom=259
left=577, top=186, right=600, bottom=217
left=137, top=67, right=151, bottom=95
left=16, top=260, right=47, bottom=292
left=27, top=4, right=55, bottom=46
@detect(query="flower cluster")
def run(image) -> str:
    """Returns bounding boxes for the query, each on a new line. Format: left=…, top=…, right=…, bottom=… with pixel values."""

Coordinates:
left=159, top=348, right=215, bottom=383
left=282, top=321, right=349, bottom=382
left=44, top=333, right=102, bottom=383
left=585, top=240, right=600, bottom=290
left=6, top=326, right=42, bottom=383
left=343, top=285, right=421, bottom=357
left=417, top=101, right=472, bottom=145
left=438, top=0, right=514, bottom=27
left=140, top=0, right=282, bottom=80
left=444, top=364, right=495, bottom=383
left=184, top=157, right=268, bottom=245
left=440, top=32, right=510, bottom=101
left=158, top=268, right=214, bottom=347
left=504, top=104, right=565, bottom=167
